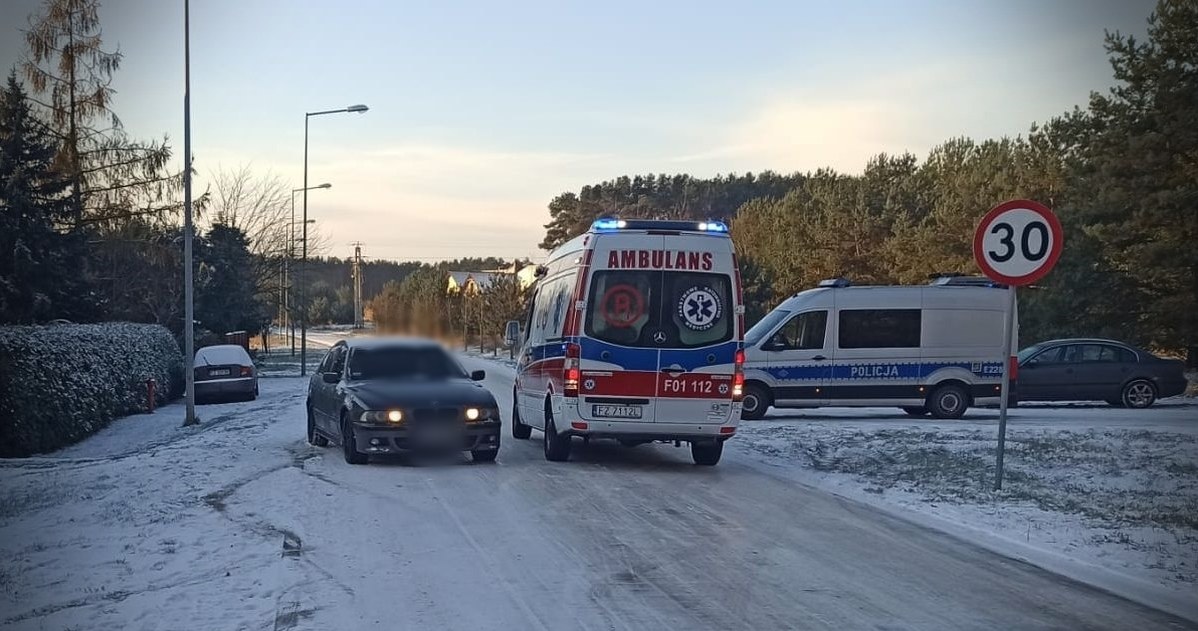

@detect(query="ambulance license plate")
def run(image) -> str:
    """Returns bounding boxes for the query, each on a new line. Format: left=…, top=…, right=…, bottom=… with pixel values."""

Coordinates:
left=592, top=405, right=642, bottom=419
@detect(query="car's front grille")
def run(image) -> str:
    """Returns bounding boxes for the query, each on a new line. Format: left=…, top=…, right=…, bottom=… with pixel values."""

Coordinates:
left=412, top=408, right=459, bottom=424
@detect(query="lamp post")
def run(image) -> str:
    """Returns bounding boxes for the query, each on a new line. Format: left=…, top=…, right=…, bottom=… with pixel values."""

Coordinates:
left=301, top=105, right=368, bottom=376
left=181, top=0, right=198, bottom=427
left=289, top=185, right=329, bottom=355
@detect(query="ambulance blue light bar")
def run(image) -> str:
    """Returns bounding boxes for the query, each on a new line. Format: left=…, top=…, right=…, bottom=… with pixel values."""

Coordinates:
left=590, top=218, right=730, bottom=234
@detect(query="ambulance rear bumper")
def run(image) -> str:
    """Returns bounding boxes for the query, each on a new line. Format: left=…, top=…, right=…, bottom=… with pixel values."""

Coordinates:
left=565, top=420, right=737, bottom=442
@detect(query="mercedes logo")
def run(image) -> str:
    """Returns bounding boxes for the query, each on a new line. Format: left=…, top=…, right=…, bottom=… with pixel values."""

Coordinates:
left=652, top=331, right=667, bottom=344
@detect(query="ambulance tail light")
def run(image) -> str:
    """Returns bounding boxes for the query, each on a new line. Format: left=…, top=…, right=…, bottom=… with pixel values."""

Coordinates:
left=732, top=349, right=745, bottom=401
left=564, top=342, right=581, bottom=397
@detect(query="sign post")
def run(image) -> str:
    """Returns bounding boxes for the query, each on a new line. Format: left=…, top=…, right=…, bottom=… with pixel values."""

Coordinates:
left=973, top=200, right=1063, bottom=490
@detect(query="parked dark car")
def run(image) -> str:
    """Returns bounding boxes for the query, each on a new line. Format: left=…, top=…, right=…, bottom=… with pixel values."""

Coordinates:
left=194, top=344, right=258, bottom=402
left=306, top=338, right=501, bottom=464
left=1016, top=338, right=1187, bottom=408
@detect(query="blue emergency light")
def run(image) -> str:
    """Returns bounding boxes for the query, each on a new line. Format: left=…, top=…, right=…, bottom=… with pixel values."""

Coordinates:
left=590, top=218, right=730, bottom=234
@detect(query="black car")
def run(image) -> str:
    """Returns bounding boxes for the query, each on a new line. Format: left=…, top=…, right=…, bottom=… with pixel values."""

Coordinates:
left=306, top=338, right=501, bottom=464
left=1016, top=338, right=1188, bottom=408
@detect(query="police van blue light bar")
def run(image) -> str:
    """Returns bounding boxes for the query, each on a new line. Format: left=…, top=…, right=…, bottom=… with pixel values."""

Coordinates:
left=590, top=218, right=730, bottom=234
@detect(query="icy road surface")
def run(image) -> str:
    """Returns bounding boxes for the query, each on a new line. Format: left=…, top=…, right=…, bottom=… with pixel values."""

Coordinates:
left=0, top=360, right=1193, bottom=630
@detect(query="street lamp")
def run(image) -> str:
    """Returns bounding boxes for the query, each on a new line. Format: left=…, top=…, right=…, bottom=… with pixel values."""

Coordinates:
left=181, top=0, right=198, bottom=426
left=284, top=185, right=325, bottom=356
left=301, top=105, right=367, bottom=376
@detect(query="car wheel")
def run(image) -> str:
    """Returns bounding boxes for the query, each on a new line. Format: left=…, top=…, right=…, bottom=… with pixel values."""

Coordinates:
left=691, top=441, right=723, bottom=466
left=1121, top=380, right=1156, bottom=409
left=901, top=406, right=929, bottom=416
left=542, top=403, right=571, bottom=462
left=341, top=415, right=368, bottom=465
left=471, top=449, right=498, bottom=463
left=511, top=394, right=531, bottom=439
left=740, top=383, right=771, bottom=420
left=307, top=405, right=328, bottom=447
left=928, top=384, right=968, bottom=419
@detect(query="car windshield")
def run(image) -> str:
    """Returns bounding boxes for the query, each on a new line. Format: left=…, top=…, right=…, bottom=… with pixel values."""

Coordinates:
left=745, top=309, right=791, bottom=346
left=347, top=346, right=466, bottom=381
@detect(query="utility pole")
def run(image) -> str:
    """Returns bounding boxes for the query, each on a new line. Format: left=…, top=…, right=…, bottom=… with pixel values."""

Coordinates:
left=181, top=0, right=198, bottom=427
left=351, top=241, right=365, bottom=329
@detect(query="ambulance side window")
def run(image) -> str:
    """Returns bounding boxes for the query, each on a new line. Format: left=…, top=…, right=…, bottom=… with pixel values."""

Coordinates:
left=520, top=286, right=537, bottom=345
left=529, top=285, right=550, bottom=346
left=546, top=277, right=571, bottom=340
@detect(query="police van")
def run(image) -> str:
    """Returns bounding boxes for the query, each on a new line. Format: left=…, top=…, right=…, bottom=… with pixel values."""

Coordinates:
left=739, top=276, right=1015, bottom=420
left=508, top=218, right=745, bottom=465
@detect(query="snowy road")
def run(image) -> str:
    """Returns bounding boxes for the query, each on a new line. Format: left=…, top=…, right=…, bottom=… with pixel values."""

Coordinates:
left=1, top=359, right=1194, bottom=630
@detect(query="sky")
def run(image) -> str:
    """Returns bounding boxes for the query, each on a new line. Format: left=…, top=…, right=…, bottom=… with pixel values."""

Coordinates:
left=0, top=0, right=1156, bottom=264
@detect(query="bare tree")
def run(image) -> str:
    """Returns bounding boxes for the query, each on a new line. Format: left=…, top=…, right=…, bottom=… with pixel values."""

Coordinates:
left=207, top=165, right=331, bottom=334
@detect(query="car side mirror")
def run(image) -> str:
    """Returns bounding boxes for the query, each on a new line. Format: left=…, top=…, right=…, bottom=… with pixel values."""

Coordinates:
left=322, top=372, right=340, bottom=384
left=471, top=370, right=486, bottom=381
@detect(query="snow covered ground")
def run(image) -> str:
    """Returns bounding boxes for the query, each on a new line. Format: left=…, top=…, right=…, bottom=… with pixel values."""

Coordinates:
left=732, top=403, right=1198, bottom=620
left=1, top=360, right=1195, bottom=630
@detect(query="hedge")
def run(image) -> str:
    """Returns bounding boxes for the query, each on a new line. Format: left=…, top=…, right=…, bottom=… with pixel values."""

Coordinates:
left=0, top=323, right=184, bottom=457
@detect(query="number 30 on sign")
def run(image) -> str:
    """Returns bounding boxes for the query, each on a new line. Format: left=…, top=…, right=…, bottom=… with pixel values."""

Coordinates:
left=973, top=199, right=1063, bottom=286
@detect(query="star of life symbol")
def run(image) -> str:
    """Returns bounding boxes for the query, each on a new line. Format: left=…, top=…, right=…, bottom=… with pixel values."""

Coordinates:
left=678, top=286, right=721, bottom=331
left=718, top=383, right=729, bottom=395
left=583, top=378, right=595, bottom=390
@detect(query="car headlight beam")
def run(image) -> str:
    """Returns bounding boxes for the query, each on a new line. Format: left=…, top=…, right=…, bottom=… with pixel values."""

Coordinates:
left=465, top=407, right=481, bottom=421
left=387, top=409, right=403, bottom=423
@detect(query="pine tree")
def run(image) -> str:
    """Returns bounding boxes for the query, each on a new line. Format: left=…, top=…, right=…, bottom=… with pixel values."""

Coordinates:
left=0, top=73, right=95, bottom=322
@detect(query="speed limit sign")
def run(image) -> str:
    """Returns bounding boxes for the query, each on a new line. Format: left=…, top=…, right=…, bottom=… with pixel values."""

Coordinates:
left=974, top=199, right=1062, bottom=492
left=973, top=199, right=1063, bottom=286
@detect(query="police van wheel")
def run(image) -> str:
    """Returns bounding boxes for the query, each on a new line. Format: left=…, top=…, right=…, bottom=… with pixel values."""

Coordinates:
left=740, top=384, right=771, bottom=420
left=691, top=441, right=723, bottom=466
left=543, top=408, right=571, bottom=462
left=900, top=406, right=929, bottom=417
left=928, top=385, right=968, bottom=420
left=511, top=396, right=531, bottom=439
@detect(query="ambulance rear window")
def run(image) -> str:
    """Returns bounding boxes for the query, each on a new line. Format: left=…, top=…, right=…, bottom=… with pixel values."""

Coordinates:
left=585, top=270, right=733, bottom=349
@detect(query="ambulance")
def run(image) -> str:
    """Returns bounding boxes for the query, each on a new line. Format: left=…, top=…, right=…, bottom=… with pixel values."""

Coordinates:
left=507, top=218, right=746, bottom=465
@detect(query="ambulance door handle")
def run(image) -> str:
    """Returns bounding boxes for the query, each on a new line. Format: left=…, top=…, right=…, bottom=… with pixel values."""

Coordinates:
left=812, top=355, right=827, bottom=361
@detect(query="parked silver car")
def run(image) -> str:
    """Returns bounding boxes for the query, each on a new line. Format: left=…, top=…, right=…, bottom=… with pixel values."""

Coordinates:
left=194, top=344, right=258, bottom=402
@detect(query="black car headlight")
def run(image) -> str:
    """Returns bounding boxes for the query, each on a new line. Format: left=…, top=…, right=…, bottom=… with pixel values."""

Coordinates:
left=360, top=409, right=405, bottom=424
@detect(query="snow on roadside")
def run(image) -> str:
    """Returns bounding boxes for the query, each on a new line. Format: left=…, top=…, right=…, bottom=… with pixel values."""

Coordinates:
left=732, top=419, right=1198, bottom=620
left=0, top=379, right=311, bottom=631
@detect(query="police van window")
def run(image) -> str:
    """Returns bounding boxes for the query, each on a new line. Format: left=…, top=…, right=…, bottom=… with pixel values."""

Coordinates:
left=772, top=311, right=827, bottom=350
left=838, top=309, right=921, bottom=349
left=745, top=309, right=790, bottom=347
